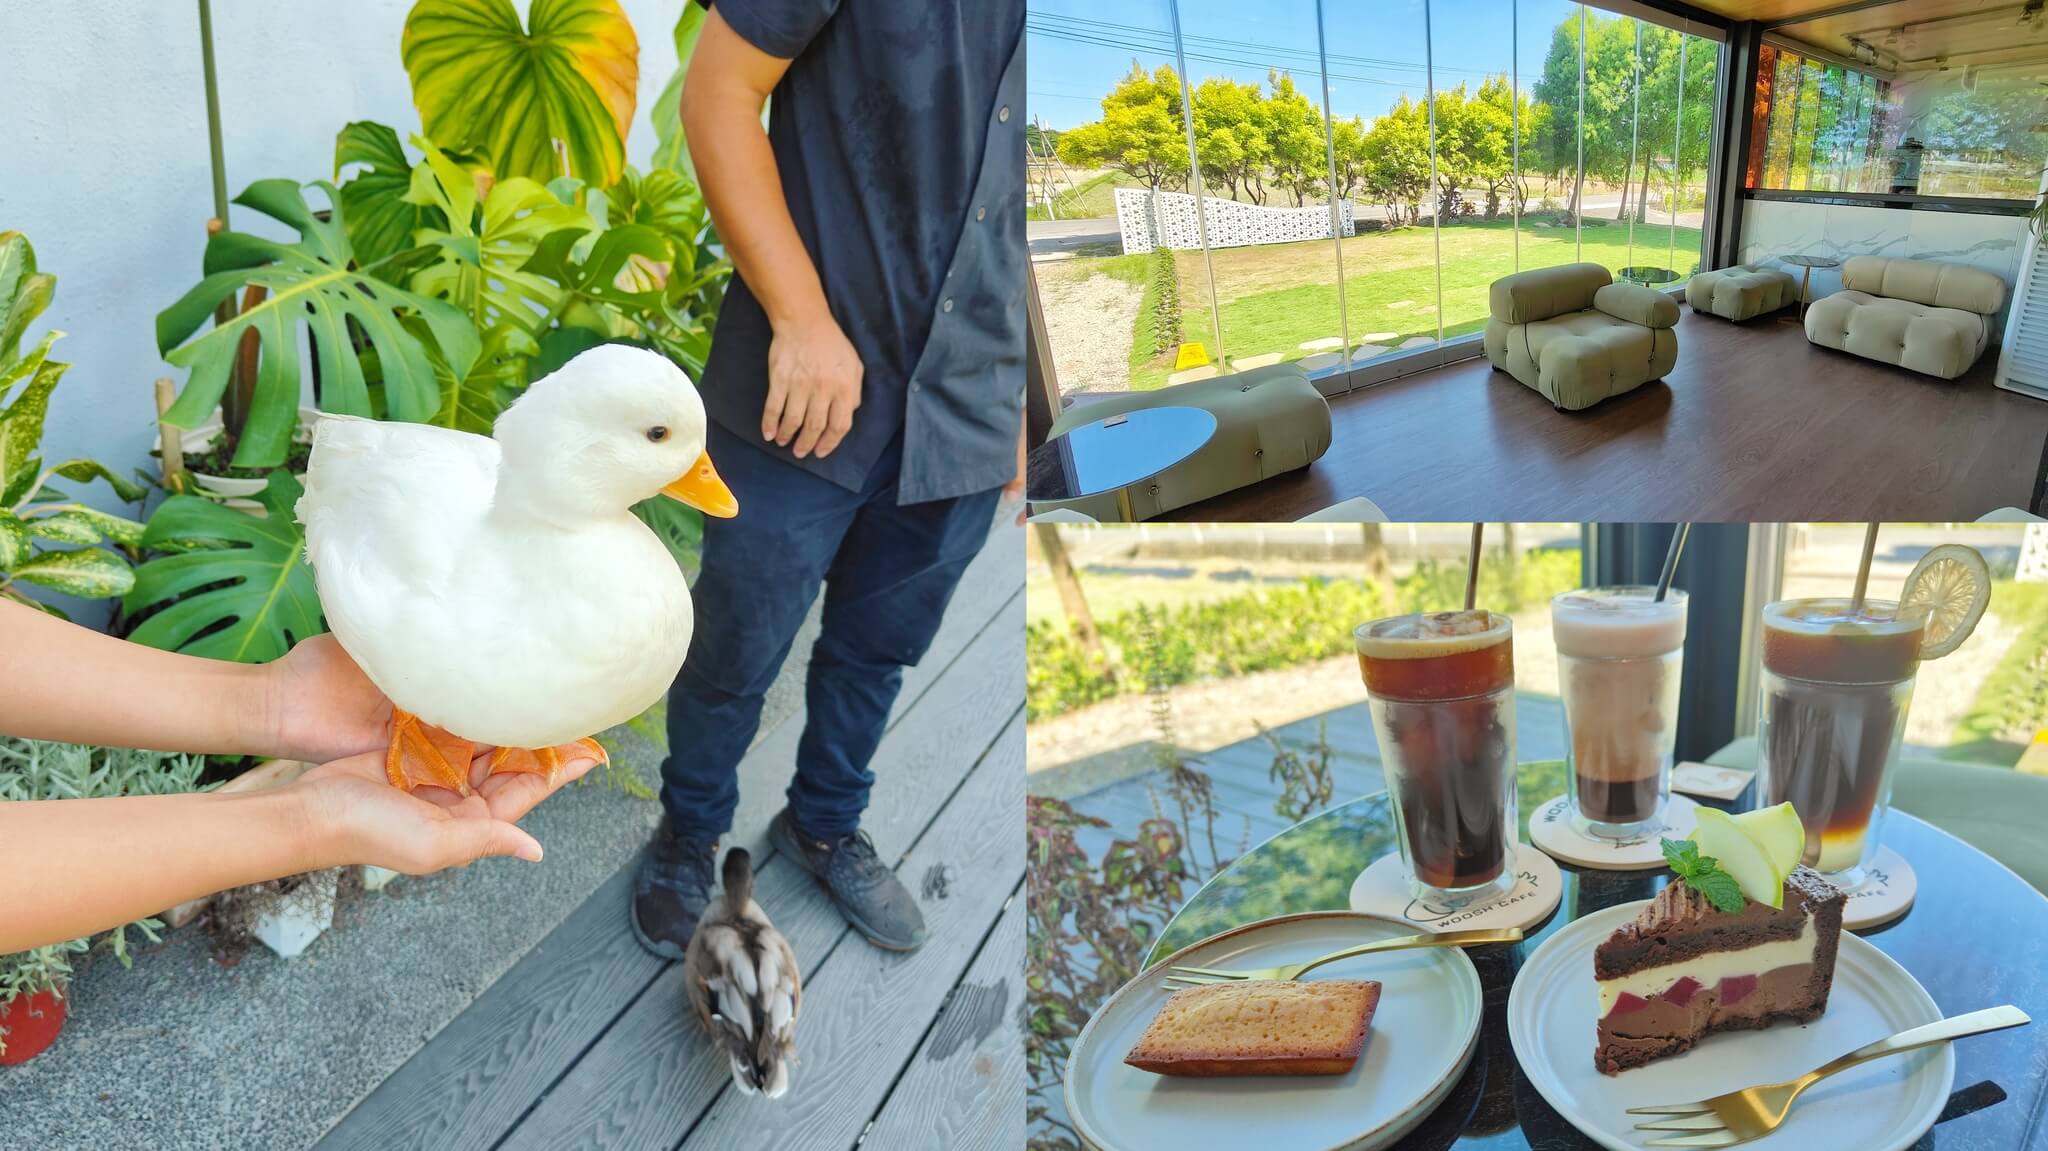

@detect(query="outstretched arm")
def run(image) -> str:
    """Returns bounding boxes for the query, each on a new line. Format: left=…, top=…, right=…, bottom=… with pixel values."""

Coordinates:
left=0, top=748, right=597, bottom=954
left=683, top=7, right=863, bottom=462
left=0, top=598, right=389, bottom=764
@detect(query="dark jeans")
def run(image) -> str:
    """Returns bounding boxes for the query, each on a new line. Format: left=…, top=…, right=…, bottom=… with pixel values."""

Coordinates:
left=659, top=420, right=1000, bottom=841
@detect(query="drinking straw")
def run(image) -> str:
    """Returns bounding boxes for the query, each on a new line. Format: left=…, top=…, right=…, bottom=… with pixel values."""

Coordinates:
left=1851, top=522, right=1879, bottom=612
left=1654, top=524, right=1691, bottom=602
left=1464, top=523, right=1484, bottom=610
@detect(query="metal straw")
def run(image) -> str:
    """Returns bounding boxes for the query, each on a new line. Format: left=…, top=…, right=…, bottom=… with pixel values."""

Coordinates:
left=1464, top=523, right=1484, bottom=610
left=1654, top=524, right=1691, bottom=602
left=1851, top=523, right=1879, bottom=612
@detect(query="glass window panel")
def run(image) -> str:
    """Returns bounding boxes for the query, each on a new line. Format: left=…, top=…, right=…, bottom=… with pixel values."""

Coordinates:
left=1429, top=0, right=1520, bottom=345
left=1521, top=1, right=1589, bottom=274
left=1582, top=10, right=1643, bottom=280
left=1024, top=0, right=1221, bottom=399
left=1673, top=33, right=1716, bottom=280
left=1173, top=0, right=1346, bottom=380
left=1632, top=21, right=1682, bottom=282
left=1320, top=0, right=1440, bottom=367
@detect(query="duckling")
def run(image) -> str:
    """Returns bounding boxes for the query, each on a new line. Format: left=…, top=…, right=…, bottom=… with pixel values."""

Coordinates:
left=297, top=344, right=738, bottom=793
left=685, top=848, right=801, bottom=1098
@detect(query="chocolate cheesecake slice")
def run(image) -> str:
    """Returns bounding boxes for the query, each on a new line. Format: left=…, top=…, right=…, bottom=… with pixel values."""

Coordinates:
left=1594, top=866, right=1845, bottom=1074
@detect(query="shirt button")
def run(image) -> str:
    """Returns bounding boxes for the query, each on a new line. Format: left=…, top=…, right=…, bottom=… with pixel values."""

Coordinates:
left=942, top=298, right=955, bottom=313
left=911, top=382, right=922, bottom=392
left=998, top=105, right=1011, bottom=123
left=976, top=205, right=987, bottom=221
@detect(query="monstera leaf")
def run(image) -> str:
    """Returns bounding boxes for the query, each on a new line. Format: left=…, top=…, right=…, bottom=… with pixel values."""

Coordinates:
left=406, top=136, right=588, bottom=335
left=156, top=179, right=480, bottom=468
left=403, top=0, right=639, bottom=187
left=334, top=121, right=449, bottom=269
left=648, top=3, right=707, bottom=179
left=125, top=470, right=324, bottom=661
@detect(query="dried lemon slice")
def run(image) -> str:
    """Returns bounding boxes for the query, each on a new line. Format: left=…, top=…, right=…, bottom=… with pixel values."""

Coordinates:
left=1899, top=543, right=1990, bottom=659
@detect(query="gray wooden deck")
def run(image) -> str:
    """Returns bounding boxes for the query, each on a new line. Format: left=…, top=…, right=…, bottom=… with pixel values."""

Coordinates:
left=320, top=520, right=1025, bottom=1151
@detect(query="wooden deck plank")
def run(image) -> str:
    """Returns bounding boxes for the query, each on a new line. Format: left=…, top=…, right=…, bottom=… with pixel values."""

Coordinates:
left=861, top=885, right=1026, bottom=1151
left=499, top=656, right=1025, bottom=1149
left=319, top=520, right=1020, bottom=1151
left=683, top=711, right=1026, bottom=1149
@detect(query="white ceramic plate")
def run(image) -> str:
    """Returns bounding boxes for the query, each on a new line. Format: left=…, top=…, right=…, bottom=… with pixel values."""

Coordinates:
left=1508, top=901, right=1953, bottom=1151
left=1065, top=912, right=1482, bottom=1151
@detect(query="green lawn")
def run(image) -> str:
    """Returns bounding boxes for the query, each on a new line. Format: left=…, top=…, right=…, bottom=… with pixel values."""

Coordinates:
left=1946, top=581, right=2048, bottom=767
left=1120, top=216, right=1704, bottom=389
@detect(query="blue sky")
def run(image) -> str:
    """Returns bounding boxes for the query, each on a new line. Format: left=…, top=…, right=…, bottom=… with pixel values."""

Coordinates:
left=1027, top=0, right=1588, bottom=130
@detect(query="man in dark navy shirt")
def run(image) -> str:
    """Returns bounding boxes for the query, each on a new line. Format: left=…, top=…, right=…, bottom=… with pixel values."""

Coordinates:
left=632, top=0, right=1025, bottom=957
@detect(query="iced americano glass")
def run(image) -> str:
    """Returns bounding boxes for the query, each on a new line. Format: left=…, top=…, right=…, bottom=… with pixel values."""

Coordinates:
left=1756, top=598, right=1930, bottom=886
left=1354, top=611, right=1517, bottom=905
left=1553, top=586, right=1688, bottom=839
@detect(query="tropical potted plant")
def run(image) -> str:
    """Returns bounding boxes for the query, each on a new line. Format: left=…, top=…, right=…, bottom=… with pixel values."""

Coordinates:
left=0, top=232, right=147, bottom=614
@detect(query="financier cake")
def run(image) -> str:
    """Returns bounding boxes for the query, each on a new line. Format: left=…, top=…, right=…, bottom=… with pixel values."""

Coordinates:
left=1125, top=979, right=1382, bottom=1077
left=1594, top=866, right=1845, bottom=1074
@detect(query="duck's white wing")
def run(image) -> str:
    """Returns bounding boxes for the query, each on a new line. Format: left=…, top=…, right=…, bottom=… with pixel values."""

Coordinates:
left=297, top=414, right=498, bottom=681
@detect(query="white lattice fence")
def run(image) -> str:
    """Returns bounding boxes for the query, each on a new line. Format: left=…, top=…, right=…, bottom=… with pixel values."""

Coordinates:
left=1115, top=187, right=1356, bottom=253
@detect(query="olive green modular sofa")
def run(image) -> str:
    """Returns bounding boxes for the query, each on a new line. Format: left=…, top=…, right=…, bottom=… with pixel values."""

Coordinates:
left=1686, top=263, right=1800, bottom=322
left=1032, top=364, right=1332, bottom=522
left=1803, top=255, right=2008, bottom=380
left=1482, top=262, right=1681, bottom=410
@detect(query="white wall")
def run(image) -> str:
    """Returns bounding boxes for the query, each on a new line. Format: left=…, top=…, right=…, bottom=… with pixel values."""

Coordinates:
left=0, top=0, right=680, bottom=510
left=1737, top=198, right=2029, bottom=337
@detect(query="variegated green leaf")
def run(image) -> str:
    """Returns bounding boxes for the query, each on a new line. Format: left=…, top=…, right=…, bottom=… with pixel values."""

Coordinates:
left=12, top=547, right=134, bottom=599
left=402, top=0, right=639, bottom=186
left=0, top=341, right=63, bottom=498
left=0, top=511, right=26, bottom=569
left=24, top=510, right=103, bottom=546
left=0, top=231, right=57, bottom=372
left=50, top=458, right=147, bottom=503
left=31, top=505, right=143, bottom=549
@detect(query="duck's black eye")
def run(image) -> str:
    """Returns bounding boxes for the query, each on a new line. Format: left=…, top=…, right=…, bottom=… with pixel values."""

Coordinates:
left=646, top=426, right=670, bottom=443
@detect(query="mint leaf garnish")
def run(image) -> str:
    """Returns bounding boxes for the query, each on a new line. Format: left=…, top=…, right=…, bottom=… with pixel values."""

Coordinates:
left=1659, top=837, right=1749, bottom=914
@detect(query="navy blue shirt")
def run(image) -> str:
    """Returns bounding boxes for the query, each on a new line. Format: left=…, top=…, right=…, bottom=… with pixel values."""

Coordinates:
left=699, top=0, right=1026, bottom=505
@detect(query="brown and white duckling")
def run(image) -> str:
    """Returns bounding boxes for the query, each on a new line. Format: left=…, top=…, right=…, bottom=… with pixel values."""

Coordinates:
left=684, top=848, right=801, bottom=1098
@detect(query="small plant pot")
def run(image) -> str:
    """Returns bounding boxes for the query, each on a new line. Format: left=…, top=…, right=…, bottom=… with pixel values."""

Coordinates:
left=250, top=869, right=339, bottom=960
left=0, top=989, right=68, bottom=1065
left=154, top=406, right=318, bottom=509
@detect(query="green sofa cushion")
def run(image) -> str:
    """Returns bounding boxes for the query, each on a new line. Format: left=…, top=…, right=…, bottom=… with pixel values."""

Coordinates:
left=1708, top=736, right=2048, bottom=894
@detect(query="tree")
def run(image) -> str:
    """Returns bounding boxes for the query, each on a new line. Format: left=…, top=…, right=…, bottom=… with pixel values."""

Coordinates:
left=1532, top=13, right=1586, bottom=218
left=1360, top=95, right=1431, bottom=225
left=1190, top=76, right=1270, bottom=202
left=1263, top=71, right=1329, bottom=207
left=1329, top=114, right=1370, bottom=203
left=1055, top=62, right=1191, bottom=191
left=1033, top=524, right=1103, bottom=660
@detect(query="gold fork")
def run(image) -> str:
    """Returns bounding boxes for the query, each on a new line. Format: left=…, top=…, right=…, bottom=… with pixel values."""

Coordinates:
left=1630, top=1004, right=2031, bottom=1148
left=1160, top=928, right=1521, bottom=988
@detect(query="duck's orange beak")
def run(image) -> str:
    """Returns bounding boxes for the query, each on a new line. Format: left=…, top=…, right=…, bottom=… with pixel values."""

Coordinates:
left=661, top=450, right=738, bottom=518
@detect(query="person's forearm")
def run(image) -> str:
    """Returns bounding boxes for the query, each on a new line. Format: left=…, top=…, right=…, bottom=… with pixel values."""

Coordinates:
left=682, top=47, right=832, bottom=330
left=0, top=789, right=339, bottom=953
left=0, top=598, right=271, bottom=756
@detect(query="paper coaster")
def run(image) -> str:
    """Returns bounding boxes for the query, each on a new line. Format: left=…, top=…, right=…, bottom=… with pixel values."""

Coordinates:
left=1841, top=845, right=1916, bottom=932
left=1530, top=793, right=1700, bottom=871
left=1348, top=843, right=1562, bottom=933
left=1672, top=760, right=1755, bottom=802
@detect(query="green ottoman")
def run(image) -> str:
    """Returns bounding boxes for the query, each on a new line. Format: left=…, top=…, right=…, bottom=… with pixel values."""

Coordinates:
left=1708, top=736, right=2048, bottom=894
left=1686, top=264, right=1799, bottom=322
left=1035, top=364, right=1332, bottom=522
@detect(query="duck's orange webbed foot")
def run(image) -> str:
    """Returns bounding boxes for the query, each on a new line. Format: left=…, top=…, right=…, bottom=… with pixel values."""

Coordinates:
left=387, top=710, right=478, bottom=795
left=486, top=737, right=608, bottom=784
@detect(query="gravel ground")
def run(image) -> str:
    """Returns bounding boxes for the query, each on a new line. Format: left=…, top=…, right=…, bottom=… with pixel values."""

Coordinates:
left=0, top=609, right=821, bottom=1151
left=1033, top=262, right=1141, bottom=394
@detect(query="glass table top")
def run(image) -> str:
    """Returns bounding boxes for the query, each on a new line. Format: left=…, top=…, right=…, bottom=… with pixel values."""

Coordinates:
left=1147, top=760, right=2048, bottom=1150
left=1780, top=254, right=1843, bottom=269
left=1026, top=405, right=1218, bottom=503
left=1617, top=266, right=1680, bottom=286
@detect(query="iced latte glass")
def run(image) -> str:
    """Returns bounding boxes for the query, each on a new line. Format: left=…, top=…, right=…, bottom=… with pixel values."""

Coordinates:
left=1756, top=598, right=1929, bottom=885
left=1355, top=611, right=1517, bottom=905
left=1553, top=586, right=1688, bottom=839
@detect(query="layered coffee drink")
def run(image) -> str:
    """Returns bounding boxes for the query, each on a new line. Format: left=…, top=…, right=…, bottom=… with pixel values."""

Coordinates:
left=1355, top=610, right=1517, bottom=903
left=1553, top=587, right=1688, bottom=838
left=1757, top=598, right=1928, bottom=883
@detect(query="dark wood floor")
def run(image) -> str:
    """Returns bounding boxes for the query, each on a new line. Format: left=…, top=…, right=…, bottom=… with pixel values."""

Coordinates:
left=1172, top=309, right=2048, bottom=522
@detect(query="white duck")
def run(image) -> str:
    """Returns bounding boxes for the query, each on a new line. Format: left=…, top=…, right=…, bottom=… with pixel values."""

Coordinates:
left=297, top=344, right=737, bottom=792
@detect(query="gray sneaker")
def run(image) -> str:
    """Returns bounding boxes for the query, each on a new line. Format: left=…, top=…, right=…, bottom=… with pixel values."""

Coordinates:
left=769, top=809, right=928, bottom=952
left=630, top=817, right=717, bottom=959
